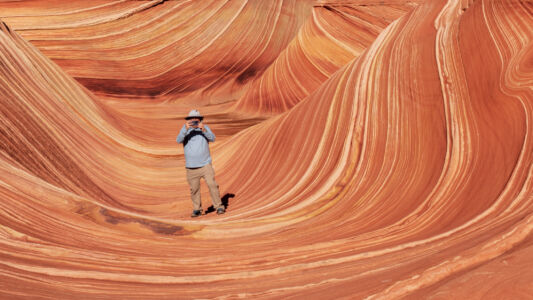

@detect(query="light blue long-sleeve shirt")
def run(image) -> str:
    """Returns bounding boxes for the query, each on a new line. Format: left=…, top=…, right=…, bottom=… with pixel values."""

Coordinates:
left=176, top=124, right=215, bottom=168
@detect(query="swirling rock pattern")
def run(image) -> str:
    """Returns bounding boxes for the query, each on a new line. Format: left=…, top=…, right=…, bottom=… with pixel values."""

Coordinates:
left=234, top=0, right=423, bottom=114
left=1, top=0, right=313, bottom=101
left=1, top=0, right=533, bottom=299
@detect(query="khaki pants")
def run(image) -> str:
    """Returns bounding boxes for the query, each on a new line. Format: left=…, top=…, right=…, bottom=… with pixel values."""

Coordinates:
left=186, top=163, right=223, bottom=211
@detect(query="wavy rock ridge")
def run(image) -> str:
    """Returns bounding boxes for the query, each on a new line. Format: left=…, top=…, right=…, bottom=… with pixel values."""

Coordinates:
left=235, top=0, right=423, bottom=114
left=1, top=0, right=313, bottom=101
left=1, top=0, right=533, bottom=299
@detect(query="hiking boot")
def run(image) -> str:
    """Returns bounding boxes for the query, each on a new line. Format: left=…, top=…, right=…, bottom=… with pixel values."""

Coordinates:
left=216, top=207, right=225, bottom=215
left=191, top=210, right=202, bottom=218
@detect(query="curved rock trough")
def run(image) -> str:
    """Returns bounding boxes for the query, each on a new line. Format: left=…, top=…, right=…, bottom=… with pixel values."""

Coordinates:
left=0, top=0, right=532, bottom=298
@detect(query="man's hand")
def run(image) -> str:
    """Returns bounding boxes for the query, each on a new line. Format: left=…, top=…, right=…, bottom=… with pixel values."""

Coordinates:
left=186, top=119, right=202, bottom=130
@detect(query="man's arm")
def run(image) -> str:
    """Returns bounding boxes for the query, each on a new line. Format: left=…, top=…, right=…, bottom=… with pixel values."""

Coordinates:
left=202, top=124, right=216, bottom=142
left=176, top=124, right=189, bottom=143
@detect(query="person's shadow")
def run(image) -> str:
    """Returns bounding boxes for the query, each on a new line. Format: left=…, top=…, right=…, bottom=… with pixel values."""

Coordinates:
left=205, top=193, right=235, bottom=214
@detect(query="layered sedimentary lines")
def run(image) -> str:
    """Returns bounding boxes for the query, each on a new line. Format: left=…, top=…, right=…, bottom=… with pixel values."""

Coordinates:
left=235, top=0, right=423, bottom=114
left=1, top=0, right=533, bottom=299
left=0, top=0, right=313, bottom=100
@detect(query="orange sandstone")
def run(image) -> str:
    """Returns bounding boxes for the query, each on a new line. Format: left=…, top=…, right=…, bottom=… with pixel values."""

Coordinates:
left=0, top=0, right=532, bottom=299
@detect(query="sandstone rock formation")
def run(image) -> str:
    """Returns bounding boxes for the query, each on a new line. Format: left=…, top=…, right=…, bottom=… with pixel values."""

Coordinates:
left=0, top=0, right=532, bottom=299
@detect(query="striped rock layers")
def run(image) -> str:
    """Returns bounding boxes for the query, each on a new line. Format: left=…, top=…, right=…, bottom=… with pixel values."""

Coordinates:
left=234, top=0, right=423, bottom=114
left=1, top=0, right=314, bottom=101
left=0, top=0, right=533, bottom=299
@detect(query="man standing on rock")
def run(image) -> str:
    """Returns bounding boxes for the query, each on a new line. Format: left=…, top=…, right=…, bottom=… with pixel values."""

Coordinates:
left=177, top=110, right=225, bottom=217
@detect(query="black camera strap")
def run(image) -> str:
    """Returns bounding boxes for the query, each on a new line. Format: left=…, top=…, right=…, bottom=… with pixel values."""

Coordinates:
left=183, top=129, right=209, bottom=147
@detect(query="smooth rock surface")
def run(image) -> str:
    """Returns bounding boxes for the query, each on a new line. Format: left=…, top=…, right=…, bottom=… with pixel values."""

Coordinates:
left=0, top=0, right=532, bottom=299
